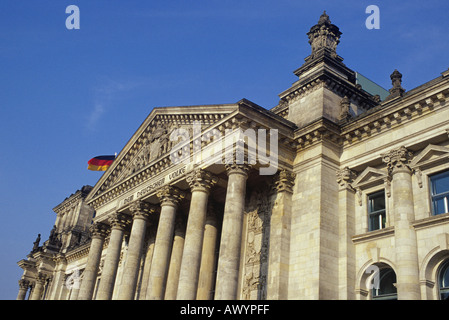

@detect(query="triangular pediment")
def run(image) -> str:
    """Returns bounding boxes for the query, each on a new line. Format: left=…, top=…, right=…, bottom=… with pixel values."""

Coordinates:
left=410, top=144, right=449, bottom=169
left=86, top=103, right=239, bottom=203
left=352, top=166, right=388, bottom=189
left=85, top=99, right=296, bottom=206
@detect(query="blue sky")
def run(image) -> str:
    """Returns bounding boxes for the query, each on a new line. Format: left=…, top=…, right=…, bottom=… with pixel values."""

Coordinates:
left=1, top=1, right=449, bottom=300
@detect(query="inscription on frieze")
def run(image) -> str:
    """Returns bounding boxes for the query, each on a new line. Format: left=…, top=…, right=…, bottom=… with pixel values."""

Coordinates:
left=118, top=165, right=188, bottom=208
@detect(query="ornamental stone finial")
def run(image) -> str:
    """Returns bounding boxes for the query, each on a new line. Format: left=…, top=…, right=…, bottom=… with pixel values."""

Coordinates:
left=382, top=146, right=414, bottom=174
left=307, top=11, right=342, bottom=59
left=339, top=96, right=351, bottom=121
left=385, top=69, right=405, bottom=100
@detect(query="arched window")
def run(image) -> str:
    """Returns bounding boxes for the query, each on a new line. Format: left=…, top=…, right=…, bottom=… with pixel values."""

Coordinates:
left=372, top=268, right=397, bottom=300
left=438, top=260, right=449, bottom=300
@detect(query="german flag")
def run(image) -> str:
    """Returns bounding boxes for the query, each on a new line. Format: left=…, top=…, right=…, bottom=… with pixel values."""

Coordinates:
left=87, top=155, right=115, bottom=171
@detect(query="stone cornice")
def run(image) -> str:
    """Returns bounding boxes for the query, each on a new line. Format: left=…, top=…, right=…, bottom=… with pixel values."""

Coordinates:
left=64, top=242, right=91, bottom=262
left=352, top=226, right=395, bottom=244
left=412, top=212, right=449, bottom=230
left=53, top=185, right=92, bottom=215
left=294, top=117, right=342, bottom=150
left=278, top=66, right=377, bottom=113
left=340, top=79, right=449, bottom=146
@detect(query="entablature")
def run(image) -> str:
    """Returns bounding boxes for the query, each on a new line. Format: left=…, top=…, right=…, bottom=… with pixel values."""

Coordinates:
left=341, top=77, right=449, bottom=147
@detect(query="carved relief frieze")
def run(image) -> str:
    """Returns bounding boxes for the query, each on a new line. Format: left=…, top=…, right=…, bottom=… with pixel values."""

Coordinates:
left=241, top=187, right=272, bottom=300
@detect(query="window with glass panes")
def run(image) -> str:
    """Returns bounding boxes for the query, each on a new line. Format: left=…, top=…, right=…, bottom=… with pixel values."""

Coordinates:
left=439, top=260, right=449, bottom=300
left=372, top=268, right=397, bottom=300
left=368, top=190, right=386, bottom=231
left=430, top=170, right=449, bottom=215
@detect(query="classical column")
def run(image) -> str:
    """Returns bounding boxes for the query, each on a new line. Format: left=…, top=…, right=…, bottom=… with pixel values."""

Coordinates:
left=17, top=279, right=30, bottom=300
left=336, top=167, right=357, bottom=300
left=215, top=163, right=250, bottom=300
left=118, top=201, right=156, bottom=300
left=177, top=169, right=218, bottom=300
left=382, top=146, right=420, bottom=300
left=77, top=222, right=108, bottom=300
left=96, top=213, right=130, bottom=300
left=30, top=273, right=47, bottom=300
left=267, top=169, right=295, bottom=299
left=164, top=217, right=186, bottom=299
left=197, top=204, right=219, bottom=300
left=147, top=185, right=185, bottom=300
left=138, top=232, right=156, bottom=300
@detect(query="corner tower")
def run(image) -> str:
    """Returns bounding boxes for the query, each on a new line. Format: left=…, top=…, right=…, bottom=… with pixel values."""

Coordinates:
left=274, top=12, right=378, bottom=128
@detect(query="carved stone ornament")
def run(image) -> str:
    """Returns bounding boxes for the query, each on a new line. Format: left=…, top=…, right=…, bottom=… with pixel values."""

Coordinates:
left=224, top=162, right=251, bottom=177
left=129, top=200, right=157, bottom=220
left=307, top=11, right=342, bottom=59
left=156, top=185, right=186, bottom=207
left=186, top=168, right=218, bottom=193
left=36, top=272, right=49, bottom=284
left=273, top=169, right=296, bottom=193
left=339, top=96, right=351, bottom=121
left=108, top=212, right=131, bottom=230
left=382, top=146, right=414, bottom=174
left=386, top=69, right=405, bottom=100
left=336, top=167, right=357, bottom=189
left=111, top=122, right=175, bottom=186
left=242, top=188, right=271, bottom=300
left=18, top=279, right=30, bottom=289
left=89, top=222, right=109, bottom=239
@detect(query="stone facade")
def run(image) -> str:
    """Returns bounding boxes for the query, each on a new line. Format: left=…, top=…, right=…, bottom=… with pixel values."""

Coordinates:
left=17, top=12, right=449, bottom=300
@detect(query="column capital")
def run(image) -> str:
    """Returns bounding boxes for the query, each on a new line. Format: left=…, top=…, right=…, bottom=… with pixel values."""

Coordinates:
left=273, top=169, right=296, bottom=193
left=18, top=279, right=30, bottom=289
left=224, top=163, right=251, bottom=177
left=157, top=185, right=186, bottom=208
left=382, top=146, right=414, bottom=175
left=129, top=200, right=157, bottom=221
left=36, top=272, right=49, bottom=285
left=90, top=222, right=109, bottom=239
left=186, top=168, right=218, bottom=193
left=108, top=212, right=131, bottom=230
left=336, top=167, right=357, bottom=190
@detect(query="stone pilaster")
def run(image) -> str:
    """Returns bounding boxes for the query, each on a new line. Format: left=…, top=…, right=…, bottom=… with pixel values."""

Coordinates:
left=267, top=169, right=295, bottom=299
left=382, top=146, right=420, bottom=299
left=48, top=254, right=67, bottom=300
left=77, top=222, right=108, bottom=300
left=336, top=167, right=357, bottom=300
left=147, top=185, right=185, bottom=300
left=17, top=279, right=30, bottom=300
left=96, top=212, right=130, bottom=300
left=215, top=163, right=250, bottom=300
left=118, top=201, right=156, bottom=300
left=177, top=169, right=218, bottom=300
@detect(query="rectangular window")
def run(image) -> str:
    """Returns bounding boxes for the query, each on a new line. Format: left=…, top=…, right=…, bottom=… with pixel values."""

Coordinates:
left=430, top=170, right=449, bottom=215
left=368, top=190, right=386, bottom=231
